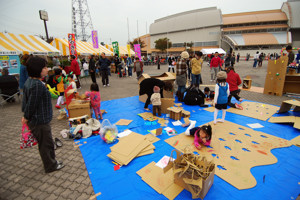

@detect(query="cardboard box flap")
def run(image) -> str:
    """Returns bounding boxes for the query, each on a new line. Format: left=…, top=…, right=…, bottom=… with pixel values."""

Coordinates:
left=269, top=116, right=296, bottom=123
left=68, top=100, right=90, bottom=109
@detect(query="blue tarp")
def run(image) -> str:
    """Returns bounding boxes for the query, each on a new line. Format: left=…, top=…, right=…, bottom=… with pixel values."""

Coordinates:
left=78, top=96, right=300, bottom=200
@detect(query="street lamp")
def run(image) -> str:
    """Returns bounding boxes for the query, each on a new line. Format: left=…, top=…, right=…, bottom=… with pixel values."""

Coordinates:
left=39, top=10, right=49, bottom=41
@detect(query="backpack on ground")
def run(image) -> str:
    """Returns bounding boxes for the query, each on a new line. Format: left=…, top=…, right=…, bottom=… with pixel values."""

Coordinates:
left=183, top=85, right=205, bottom=106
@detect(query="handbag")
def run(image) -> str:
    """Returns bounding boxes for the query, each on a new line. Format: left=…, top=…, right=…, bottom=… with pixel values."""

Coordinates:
left=20, top=124, right=38, bottom=149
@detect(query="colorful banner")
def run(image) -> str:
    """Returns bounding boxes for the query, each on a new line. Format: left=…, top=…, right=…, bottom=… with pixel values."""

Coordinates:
left=112, top=41, right=119, bottom=56
left=134, top=44, right=141, bottom=60
left=92, top=30, right=99, bottom=49
left=68, top=33, right=77, bottom=58
left=127, top=44, right=131, bottom=57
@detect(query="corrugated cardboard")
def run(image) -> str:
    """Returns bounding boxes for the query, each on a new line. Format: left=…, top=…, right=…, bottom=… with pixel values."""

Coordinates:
left=138, top=73, right=151, bottom=84
left=165, top=121, right=292, bottom=190
left=161, top=98, right=175, bottom=114
left=115, top=119, right=133, bottom=126
left=68, top=100, right=91, bottom=118
left=204, top=102, right=278, bottom=121
left=163, top=150, right=215, bottom=199
left=137, top=161, right=183, bottom=200
left=168, top=107, right=183, bottom=121
left=278, top=99, right=300, bottom=113
left=269, top=116, right=300, bottom=130
left=108, top=132, right=156, bottom=165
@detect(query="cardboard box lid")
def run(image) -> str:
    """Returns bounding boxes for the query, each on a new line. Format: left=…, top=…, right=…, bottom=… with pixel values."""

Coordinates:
left=152, top=72, right=176, bottom=81
left=68, top=100, right=90, bottom=109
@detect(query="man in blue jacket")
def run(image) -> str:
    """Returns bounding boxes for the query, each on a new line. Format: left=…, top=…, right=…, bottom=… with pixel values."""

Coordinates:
left=99, top=53, right=111, bottom=87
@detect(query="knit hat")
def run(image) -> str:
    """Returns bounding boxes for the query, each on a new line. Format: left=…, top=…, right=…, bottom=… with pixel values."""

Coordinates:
left=153, top=86, right=160, bottom=93
left=216, top=71, right=227, bottom=80
left=180, top=51, right=189, bottom=59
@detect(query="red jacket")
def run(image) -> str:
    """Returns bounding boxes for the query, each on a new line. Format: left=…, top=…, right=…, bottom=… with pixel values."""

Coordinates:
left=210, top=56, right=222, bottom=68
left=226, top=70, right=241, bottom=92
left=70, top=59, right=80, bottom=75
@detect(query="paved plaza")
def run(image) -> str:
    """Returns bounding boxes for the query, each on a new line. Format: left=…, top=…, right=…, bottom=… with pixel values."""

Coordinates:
left=0, top=60, right=295, bottom=199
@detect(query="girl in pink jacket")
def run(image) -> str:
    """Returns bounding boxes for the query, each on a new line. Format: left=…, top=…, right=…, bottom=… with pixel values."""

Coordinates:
left=185, top=123, right=212, bottom=150
left=85, top=83, right=103, bottom=120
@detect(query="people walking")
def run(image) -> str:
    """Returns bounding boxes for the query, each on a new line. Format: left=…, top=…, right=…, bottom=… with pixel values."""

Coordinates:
left=89, top=55, right=96, bottom=83
left=253, top=51, right=259, bottom=68
left=99, top=53, right=111, bottom=87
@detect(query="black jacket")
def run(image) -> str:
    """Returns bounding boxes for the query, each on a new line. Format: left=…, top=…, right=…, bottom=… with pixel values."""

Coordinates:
left=0, top=74, right=19, bottom=95
left=89, top=59, right=96, bottom=72
left=99, top=58, right=111, bottom=71
left=139, top=78, right=164, bottom=97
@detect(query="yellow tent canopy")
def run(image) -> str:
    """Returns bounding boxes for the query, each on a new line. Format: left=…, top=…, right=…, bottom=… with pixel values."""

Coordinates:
left=107, top=44, right=135, bottom=56
left=0, top=32, right=61, bottom=56
left=51, top=38, right=114, bottom=56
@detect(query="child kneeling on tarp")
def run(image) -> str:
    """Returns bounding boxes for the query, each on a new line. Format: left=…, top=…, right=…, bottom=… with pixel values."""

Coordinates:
left=150, top=86, right=161, bottom=116
left=185, top=122, right=212, bottom=150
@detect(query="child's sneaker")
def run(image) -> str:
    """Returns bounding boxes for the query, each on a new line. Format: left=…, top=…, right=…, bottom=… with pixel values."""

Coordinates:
left=239, top=98, right=244, bottom=102
left=235, top=103, right=243, bottom=110
left=55, top=104, right=61, bottom=109
left=103, top=85, right=106, bottom=87
left=107, top=84, right=110, bottom=87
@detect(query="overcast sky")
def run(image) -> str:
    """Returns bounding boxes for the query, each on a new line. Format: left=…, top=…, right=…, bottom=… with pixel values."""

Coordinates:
left=0, top=0, right=287, bottom=45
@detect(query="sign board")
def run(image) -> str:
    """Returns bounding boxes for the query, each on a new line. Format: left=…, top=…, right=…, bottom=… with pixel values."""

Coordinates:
left=91, top=30, right=99, bottom=49
left=68, top=33, right=78, bottom=58
left=39, top=10, right=48, bottom=21
left=0, top=55, right=21, bottom=75
left=112, top=41, right=119, bottom=56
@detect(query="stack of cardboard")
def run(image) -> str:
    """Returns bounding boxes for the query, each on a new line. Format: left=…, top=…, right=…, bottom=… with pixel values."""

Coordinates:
left=107, top=132, right=157, bottom=166
left=68, top=99, right=91, bottom=118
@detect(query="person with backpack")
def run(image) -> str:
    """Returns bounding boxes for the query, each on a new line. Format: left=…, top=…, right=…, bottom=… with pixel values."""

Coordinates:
left=134, top=57, right=144, bottom=79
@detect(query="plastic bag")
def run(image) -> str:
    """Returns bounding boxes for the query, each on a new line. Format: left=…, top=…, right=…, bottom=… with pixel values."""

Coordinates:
left=20, top=124, right=38, bottom=149
left=99, top=119, right=118, bottom=144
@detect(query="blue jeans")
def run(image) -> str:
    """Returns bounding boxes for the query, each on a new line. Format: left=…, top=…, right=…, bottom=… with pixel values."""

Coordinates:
left=177, top=86, right=186, bottom=93
left=192, top=74, right=201, bottom=85
left=128, top=67, right=132, bottom=76
left=253, top=59, right=258, bottom=68
left=84, top=70, right=89, bottom=76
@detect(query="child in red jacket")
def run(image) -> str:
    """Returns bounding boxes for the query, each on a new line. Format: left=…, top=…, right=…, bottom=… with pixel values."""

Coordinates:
left=226, top=67, right=243, bottom=110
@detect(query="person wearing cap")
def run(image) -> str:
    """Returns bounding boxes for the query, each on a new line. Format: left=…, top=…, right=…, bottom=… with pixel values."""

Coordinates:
left=214, top=71, right=229, bottom=124
left=191, top=51, right=203, bottom=87
left=176, top=51, right=189, bottom=101
left=150, top=86, right=162, bottom=116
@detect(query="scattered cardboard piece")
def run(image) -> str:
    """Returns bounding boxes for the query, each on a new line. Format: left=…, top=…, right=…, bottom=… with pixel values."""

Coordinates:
left=137, top=161, right=183, bottom=200
left=165, top=121, right=292, bottom=190
left=161, top=98, right=175, bottom=114
left=204, top=102, right=278, bottom=121
left=101, top=110, right=107, bottom=114
left=115, top=119, right=133, bottom=126
left=278, top=99, right=300, bottom=113
left=145, top=133, right=160, bottom=143
left=138, top=112, right=159, bottom=121
left=89, top=192, right=101, bottom=200
left=291, top=135, right=300, bottom=147
left=158, top=118, right=168, bottom=126
left=168, top=107, right=183, bottom=121
left=269, top=116, right=300, bottom=130
left=175, top=103, right=182, bottom=107
left=108, top=132, right=157, bottom=165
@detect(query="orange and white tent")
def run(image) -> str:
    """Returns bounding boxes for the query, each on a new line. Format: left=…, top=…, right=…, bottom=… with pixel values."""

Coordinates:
left=0, top=32, right=61, bottom=55
left=51, top=38, right=113, bottom=56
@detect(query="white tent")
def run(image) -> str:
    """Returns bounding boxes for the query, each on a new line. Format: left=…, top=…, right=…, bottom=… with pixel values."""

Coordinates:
left=201, top=48, right=226, bottom=55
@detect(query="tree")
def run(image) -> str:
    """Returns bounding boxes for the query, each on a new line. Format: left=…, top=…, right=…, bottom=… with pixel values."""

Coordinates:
left=154, top=38, right=172, bottom=52
left=184, top=41, right=194, bottom=53
left=129, top=38, right=146, bottom=49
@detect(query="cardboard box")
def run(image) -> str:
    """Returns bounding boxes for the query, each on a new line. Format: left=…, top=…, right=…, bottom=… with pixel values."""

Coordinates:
left=68, top=100, right=91, bottom=118
left=164, top=150, right=215, bottom=199
left=161, top=98, right=175, bottom=114
left=167, top=107, right=182, bottom=120
left=243, top=78, right=252, bottom=89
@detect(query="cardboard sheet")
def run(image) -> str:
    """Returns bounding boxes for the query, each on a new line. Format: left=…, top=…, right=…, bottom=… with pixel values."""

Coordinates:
left=269, top=116, right=300, bottom=130
left=115, top=119, right=133, bottom=126
left=204, top=102, right=278, bottom=121
left=278, top=99, right=300, bottom=113
left=138, top=112, right=168, bottom=126
left=291, top=135, right=300, bottom=147
left=137, top=161, right=183, bottom=200
left=165, top=121, right=292, bottom=190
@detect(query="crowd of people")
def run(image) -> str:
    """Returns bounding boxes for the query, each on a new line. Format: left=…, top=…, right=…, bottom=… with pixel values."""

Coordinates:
left=3, top=44, right=300, bottom=174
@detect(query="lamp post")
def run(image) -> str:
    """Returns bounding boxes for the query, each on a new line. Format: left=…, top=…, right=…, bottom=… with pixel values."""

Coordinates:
left=39, top=10, right=49, bottom=41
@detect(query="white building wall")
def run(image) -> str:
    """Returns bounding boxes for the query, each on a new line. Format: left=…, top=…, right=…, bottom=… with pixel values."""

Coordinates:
left=150, top=26, right=221, bottom=49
